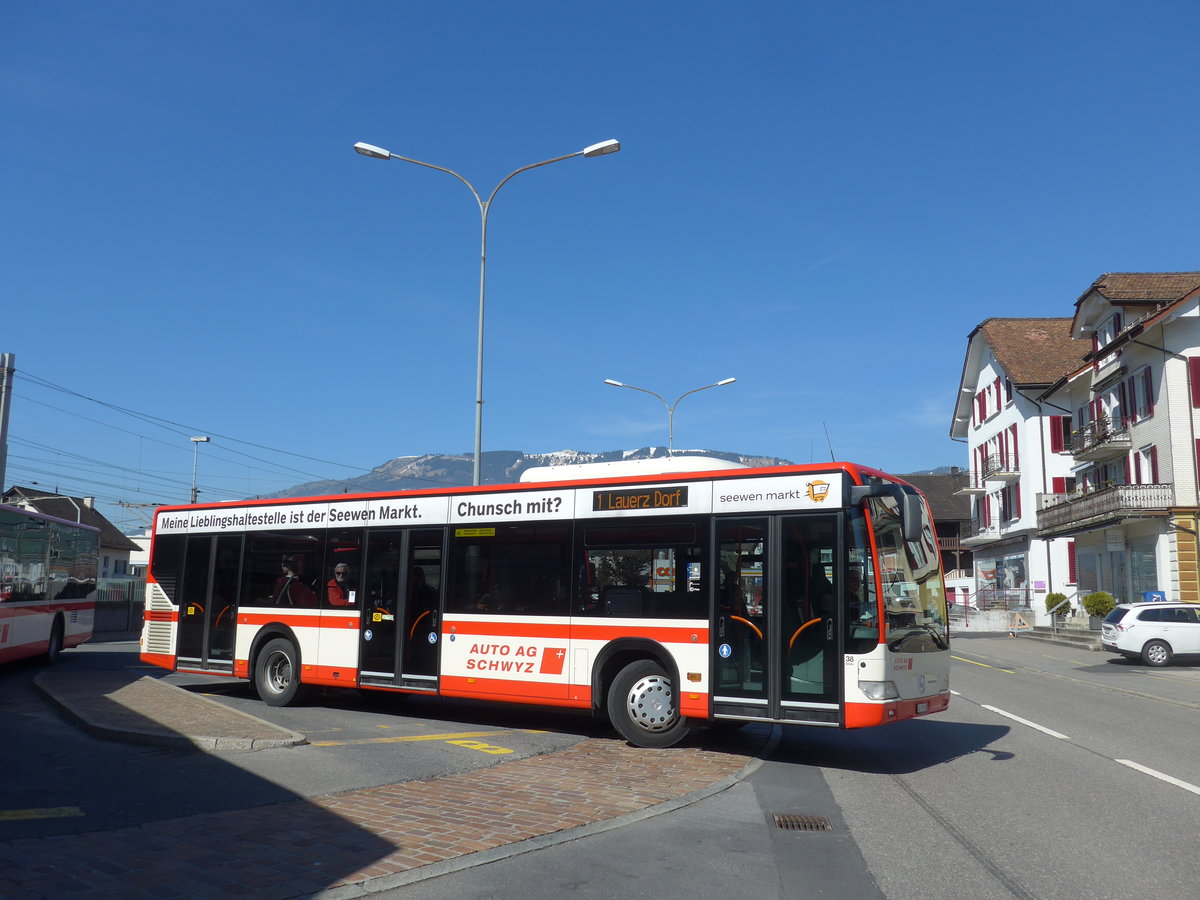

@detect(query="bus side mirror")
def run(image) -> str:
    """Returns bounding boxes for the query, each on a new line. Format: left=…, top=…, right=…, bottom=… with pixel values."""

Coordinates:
left=848, top=484, right=924, bottom=544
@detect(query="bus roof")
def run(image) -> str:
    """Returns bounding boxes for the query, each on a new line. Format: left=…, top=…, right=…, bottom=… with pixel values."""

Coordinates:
left=519, top=456, right=748, bottom=483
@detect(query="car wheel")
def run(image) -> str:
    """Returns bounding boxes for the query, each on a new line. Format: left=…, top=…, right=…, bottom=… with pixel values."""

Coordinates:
left=1142, top=639, right=1172, bottom=668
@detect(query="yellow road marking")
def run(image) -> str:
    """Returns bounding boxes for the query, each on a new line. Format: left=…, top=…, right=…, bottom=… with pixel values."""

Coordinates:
left=0, top=807, right=84, bottom=822
left=310, top=729, right=515, bottom=747
left=952, top=655, right=1015, bottom=674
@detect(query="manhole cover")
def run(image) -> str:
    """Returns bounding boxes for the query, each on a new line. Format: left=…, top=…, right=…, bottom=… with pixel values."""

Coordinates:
left=773, top=814, right=833, bottom=832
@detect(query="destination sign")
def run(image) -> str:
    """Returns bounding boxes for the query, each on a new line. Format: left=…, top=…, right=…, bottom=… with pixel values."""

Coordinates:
left=592, top=486, right=689, bottom=512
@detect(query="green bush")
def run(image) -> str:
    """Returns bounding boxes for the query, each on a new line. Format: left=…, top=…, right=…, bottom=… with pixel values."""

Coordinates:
left=1082, top=591, right=1116, bottom=618
left=1045, top=592, right=1069, bottom=616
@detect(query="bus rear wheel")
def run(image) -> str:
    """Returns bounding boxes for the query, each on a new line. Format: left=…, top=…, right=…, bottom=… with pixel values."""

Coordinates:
left=42, top=619, right=64, bottom=665
left=607, top=659, right=689, bottom=748
left=255, top=638, right=306, bottom=707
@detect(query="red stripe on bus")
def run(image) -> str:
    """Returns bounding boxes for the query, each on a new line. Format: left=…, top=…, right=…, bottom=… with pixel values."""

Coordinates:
left=444, top=619, right=571, bottom=639
left=237, top=612, right=324, bottom=628
left=440, top=674, right=592, bottom=708
left=444, top=619, right=707, bottom=645
left=570, top=623, right=709, bottom=643
left=141, top=652, right=176, bottom=670
left=844, top=693, right=950, bottom=728
left=146, top=609, right=176, bottom=622
left=300, top=664, right=358, bottom=687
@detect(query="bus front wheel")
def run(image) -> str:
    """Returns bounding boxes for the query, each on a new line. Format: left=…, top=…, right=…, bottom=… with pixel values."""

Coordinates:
left=255, top=638, right=305, bottom=707
left=607, top=659, right=689, bottom=749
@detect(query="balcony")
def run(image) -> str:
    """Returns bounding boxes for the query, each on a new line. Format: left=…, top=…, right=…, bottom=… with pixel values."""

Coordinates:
left=981, top=453, right=1020, bottom=484
left=954, top=472, right=988, bottom=495
left=960, top=519, right=1000, bottom=548
left=1036, top=483, right=1175, bottom=537
left=1071, top=415, right=1132, bottom=462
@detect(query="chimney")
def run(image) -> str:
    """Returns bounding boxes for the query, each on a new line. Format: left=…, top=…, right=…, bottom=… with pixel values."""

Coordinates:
left=83, top=497, right=95, bottom=509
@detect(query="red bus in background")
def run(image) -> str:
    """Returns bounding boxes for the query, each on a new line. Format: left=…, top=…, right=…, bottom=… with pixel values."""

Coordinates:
left=140, top=458, right=950, bottom=747
left=0, top=504, right=98, bottom=665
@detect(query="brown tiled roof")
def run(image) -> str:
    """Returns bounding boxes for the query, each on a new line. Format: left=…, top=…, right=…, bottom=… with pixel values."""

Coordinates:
left=898, top=473, right=971, bottom=522
left=976, top=318, right=1090, bottom=385
left=1079, top=272, right=1200, bottom=304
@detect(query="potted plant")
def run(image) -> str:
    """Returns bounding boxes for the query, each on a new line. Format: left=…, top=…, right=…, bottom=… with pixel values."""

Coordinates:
left=1081, top=591, right=1115, bottom=628
left=1044, top=591, right=1069, bottom=618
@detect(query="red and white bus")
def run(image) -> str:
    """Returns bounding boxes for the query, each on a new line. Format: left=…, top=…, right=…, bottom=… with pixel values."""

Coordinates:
left=140, top=459, right=950, bottom=747
left=0, top=504, right=98, bottom=665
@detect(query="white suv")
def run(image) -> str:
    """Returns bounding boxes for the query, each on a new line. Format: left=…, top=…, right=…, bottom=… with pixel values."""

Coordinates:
left=1101, top=602, right=1200, bottom=667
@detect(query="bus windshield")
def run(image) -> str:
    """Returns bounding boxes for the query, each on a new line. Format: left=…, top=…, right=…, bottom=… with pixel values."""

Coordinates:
left=867, top=490, right=948, bottom=652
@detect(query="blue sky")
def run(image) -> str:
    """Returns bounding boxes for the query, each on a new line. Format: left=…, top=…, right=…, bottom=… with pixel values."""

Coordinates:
left=5, top=1, right=1200, bottom=531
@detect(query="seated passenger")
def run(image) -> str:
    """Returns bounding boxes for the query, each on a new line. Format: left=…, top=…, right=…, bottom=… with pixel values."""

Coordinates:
left=326, top=563, right=354, bottom=606
left=274, top=557, right=316, bottom=607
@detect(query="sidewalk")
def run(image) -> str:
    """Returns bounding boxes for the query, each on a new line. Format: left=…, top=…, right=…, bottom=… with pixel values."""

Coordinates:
left=10, top=671, right=763, bottom=899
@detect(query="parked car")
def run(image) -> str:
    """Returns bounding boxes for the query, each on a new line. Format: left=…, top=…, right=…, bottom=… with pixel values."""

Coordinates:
left=1100, top=602, right=1200, bottom=667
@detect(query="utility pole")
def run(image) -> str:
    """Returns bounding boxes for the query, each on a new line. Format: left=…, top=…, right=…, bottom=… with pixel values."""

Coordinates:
left=0, top=353, right=14, bottom=495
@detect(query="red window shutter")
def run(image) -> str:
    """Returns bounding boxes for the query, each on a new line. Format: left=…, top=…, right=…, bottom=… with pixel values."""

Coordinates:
left=1050, top=417, right=1064, bottom=453
left=1144, top=369, right=1154, bottom=416
left=1117, top=382, right=1128, bottom=428
left=1190, top=358, right=1200, bottom=408
left=1014, top=484, right=1022, bottom=519
left=1092, top=334, right=1099, bottom=369
left=1052, top=477, right=1066, bottom=493
left=1011, top=425, right=1019, bottom=469
left=1133, top=452, right=1143, bottom=484
left=1149, top=446, right=1159, bottom=484
left=1067, top=541, right=1077, bottom=583
left=1127, top=377, right=1138, bottom=423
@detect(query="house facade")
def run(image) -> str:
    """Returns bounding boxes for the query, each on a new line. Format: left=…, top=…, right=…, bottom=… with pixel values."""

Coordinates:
left=1036, top=272, right=1200, bottom=606
left=950, top=319, right=1090, bottom=611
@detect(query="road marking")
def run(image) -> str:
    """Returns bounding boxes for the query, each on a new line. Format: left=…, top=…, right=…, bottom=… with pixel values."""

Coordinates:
left=952, top=655, right=1015, bottom=673
left=447, top=739, right=513, bottom=755
left=1116, top=760, right=1200, bottom=797
left=310, top=729, right=516, bottom=747
left=0, top=807, right=84, bottom=822
left=981, top=705, right=1069, bottom=740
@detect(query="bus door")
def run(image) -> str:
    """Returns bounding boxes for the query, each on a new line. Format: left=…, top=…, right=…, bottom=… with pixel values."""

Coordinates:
left=359, top=528, right=442, bottom=691
left=175, top=534, right=240, bottom=674
left=712, top=514, right=840, bottom=725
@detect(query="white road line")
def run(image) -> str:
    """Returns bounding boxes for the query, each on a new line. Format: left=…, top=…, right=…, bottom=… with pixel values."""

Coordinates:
left=981, top=704, right=1070, bottom=740
left=1116, top=759, right=1200, bottom=797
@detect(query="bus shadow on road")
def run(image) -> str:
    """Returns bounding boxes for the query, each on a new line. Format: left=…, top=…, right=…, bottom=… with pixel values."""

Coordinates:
left=765, top=718, right=1012, bottom=774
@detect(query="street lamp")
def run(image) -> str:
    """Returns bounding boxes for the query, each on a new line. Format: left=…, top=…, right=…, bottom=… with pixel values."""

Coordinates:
left=353, top=138, right=621, bottom=486
left=189, top=436, right=210, bottom=504
left=604, top=378, right=736, bottom=456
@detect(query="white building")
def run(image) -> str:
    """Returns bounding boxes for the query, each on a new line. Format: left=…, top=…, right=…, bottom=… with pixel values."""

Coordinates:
left=1036, top=272, right=1200, bottom=606
left=950, top=319, right=1090, bottom=615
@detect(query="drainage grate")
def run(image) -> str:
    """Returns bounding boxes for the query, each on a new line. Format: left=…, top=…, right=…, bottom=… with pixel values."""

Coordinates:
left=773, top=813, right=834, bottom=832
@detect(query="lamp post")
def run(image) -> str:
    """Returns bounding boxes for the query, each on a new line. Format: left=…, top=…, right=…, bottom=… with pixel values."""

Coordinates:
left=189, top=436, right=210, bottom=504
left=353, top=138, right=621, bottom=486
left=603, top=378, right=736, bottom=456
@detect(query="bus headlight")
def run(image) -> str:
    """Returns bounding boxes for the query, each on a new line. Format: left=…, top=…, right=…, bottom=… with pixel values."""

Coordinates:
left=859, top=680, right=900, bottom=701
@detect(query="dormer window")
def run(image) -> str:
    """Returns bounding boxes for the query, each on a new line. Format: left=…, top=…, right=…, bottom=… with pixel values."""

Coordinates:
left=1093, top=312, right=1123, bottom=369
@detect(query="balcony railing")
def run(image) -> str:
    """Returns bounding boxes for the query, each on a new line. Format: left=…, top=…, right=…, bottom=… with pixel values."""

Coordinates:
left=1036, top=483, right=1174, bottom=536
left=1071, top=415, right=1131, bottom=462
left=981, top=453, right=1019, bottom=483
left=954, top=472, right=987, bottom=495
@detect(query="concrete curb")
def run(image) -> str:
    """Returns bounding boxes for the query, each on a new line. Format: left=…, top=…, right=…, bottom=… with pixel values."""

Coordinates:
left=33, top=672, right=308, bottom=751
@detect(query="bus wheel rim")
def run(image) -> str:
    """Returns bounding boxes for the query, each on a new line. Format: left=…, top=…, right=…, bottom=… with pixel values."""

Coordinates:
left=625, top=674, right=677, bottom=733
left=267, top=652, right=291, bottom=693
